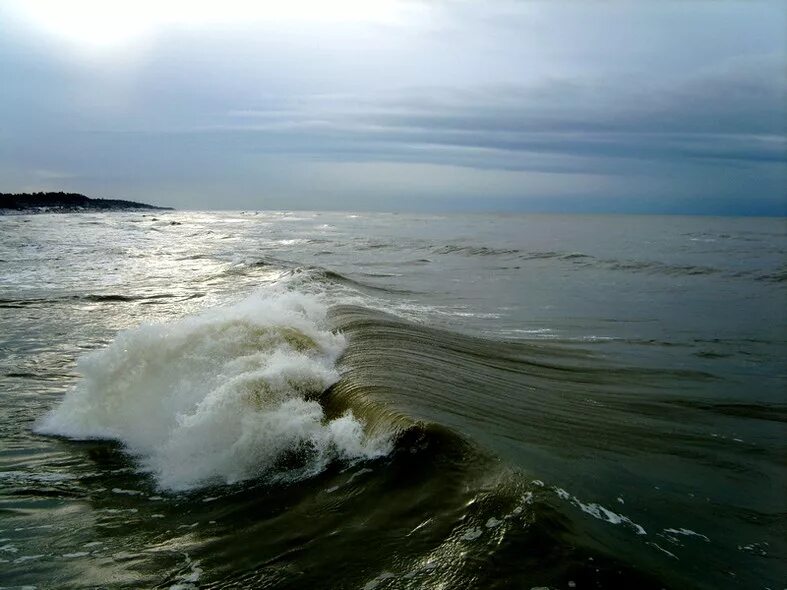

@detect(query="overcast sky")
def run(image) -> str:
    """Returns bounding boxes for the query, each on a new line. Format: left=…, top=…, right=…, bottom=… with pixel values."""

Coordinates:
left=1, top=1, right=784, bottom=213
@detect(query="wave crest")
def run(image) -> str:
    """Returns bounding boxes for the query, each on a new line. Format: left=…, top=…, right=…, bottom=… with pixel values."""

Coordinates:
left=36, top=290, right=390, bottom=490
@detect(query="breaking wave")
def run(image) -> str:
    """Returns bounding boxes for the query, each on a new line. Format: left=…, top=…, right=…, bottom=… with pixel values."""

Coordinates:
left=36, top=290, right=391, bottom=490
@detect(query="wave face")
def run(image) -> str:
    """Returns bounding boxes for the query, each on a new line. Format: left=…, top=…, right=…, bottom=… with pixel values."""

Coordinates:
left=36, top=290, right=390, bottom=490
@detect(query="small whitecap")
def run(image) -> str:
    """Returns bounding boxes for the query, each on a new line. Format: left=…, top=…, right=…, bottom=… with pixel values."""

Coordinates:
left=461, top=527, right=483, bottom=541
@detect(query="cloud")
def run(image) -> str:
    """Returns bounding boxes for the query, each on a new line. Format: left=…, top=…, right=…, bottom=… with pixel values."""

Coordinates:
left=206, top=53, right=784, bottom=176
left=34, top=169, right=77, bottom=180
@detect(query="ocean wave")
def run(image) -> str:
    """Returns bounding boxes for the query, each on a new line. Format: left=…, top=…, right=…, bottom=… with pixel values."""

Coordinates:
left=322, top=303, right=732, bottom=496
left=519, top=250, right=590, bottom=261
left=598, top=259, right=721, bottom=276
left=0, top=292, right=206, bottom=308
left=306, top=268, right=416, bottom=294
left=274, top=264, right=419, bottom=296
left=754, top=268, right=787, bottom=283
left=36, top=290, right=391, bottom=490
left=425, top=242, right=742, bottom=280
left=432, top=244, right=521, bottom=257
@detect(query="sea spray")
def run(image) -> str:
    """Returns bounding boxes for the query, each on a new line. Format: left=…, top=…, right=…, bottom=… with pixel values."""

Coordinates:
left=37, top=289, right=390, bottom=490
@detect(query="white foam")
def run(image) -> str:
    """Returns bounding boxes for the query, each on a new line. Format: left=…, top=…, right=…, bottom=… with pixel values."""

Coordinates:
left=37, top=289, right=390, bottom=490
left=663, top=527, right=710, bottom=541
left=168, top=553, right=203, bottom=590
left=362, top=571, right=396, bottom=590
left=649, top=542, right=678, bottom=559
left=460, top=527, right=483, bottom=541
left=554, top=487, right=647, bottom=535
left=111, top=488, right=141, bottom=495
left=13, top=554, right=46, bottom=564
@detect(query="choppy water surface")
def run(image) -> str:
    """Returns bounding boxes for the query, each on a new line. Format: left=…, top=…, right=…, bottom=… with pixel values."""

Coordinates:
left=0, top=211, right=785, bottom=589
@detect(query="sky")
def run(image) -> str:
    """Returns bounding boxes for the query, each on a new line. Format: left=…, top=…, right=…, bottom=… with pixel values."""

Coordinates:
left=0, top=0, right=785, bottom=214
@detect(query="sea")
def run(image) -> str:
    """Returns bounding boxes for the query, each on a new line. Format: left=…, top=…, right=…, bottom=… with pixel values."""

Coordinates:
left=0, top=210, right=784, bottom=590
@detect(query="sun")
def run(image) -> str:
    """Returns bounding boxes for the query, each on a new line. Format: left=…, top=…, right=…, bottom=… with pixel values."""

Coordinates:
left=10, top=0, right=407, bottom=49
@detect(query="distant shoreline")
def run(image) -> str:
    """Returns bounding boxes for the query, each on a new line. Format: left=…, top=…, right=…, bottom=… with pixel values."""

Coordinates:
left=0, top=192, right=173, bottom=214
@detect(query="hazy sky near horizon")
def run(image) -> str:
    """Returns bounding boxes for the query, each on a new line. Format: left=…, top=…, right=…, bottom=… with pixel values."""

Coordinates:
left=1, top=1, right=785, bottom=213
